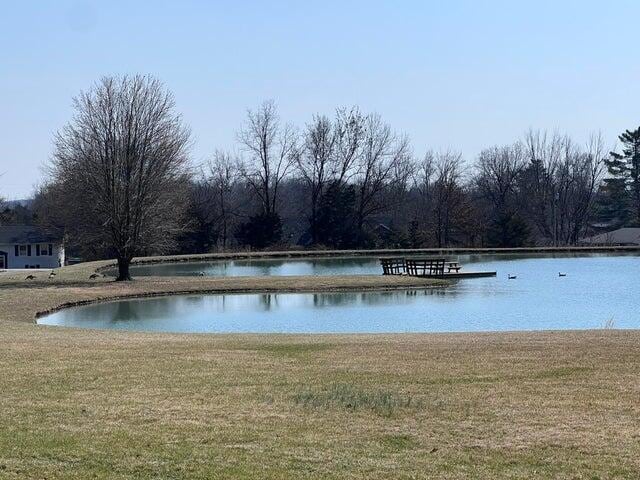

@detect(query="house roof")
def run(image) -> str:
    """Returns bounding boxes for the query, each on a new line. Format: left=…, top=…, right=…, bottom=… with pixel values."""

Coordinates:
left=581, top=227, right=640, bottom=246
left=0, top=225, right=62, bottom=244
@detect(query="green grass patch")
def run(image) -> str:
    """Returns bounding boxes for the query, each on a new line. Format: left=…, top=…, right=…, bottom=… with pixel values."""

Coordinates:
left=293, top=383, right=422, bottom=417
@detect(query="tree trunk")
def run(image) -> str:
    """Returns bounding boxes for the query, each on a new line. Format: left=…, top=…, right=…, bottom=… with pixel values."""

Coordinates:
left=116, top=257, right=132, bottom=281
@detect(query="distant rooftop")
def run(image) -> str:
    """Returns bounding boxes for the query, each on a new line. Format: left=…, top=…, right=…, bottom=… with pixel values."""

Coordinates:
left=0, top=225, right=62, bottom=244
left=581, top=227, right=640, bottom=246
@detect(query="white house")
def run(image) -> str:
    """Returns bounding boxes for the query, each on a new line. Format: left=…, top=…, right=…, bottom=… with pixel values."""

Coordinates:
left=0, top=226, right=65, bottom=269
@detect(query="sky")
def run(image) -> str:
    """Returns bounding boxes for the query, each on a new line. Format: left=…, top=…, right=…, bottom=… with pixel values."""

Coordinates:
left=1, top=0, right=639, bottom=199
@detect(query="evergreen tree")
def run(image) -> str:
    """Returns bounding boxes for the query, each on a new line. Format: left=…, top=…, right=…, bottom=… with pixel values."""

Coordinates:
left=315, top=182, right=361, bottom=248
left=236, top=212, right=283, bottom=249
left=486, top=210, right=530, bottom=247
left=604, top=127, right=640, bottom=226
left=595, top=177, right=629, bottom=228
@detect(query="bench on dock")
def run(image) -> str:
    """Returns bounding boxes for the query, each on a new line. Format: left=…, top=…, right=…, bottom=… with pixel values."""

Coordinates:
left=405, top=258, right=446, bottom=277
left=380, top=258, right=406, bottom=275
left=446, top=261, right=461, bottom=273
left=381, top=257, right=464, bottom=277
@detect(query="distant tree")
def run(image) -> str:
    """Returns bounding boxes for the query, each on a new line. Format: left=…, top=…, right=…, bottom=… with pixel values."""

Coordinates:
left=238, top=101, right=297, bottom=216
left=47, top=75, right=191, bottom=280
left=236, top=211, right=282, bottom=249
left=354, top=114, right=411, bottom=237
left=0, top=193, right=6, bottom=225
left=521, top=131, right=605, bottom=245
left=315, top=181, right=360, bottom=248
left=178, top=179, right=220, bottom=254
left=431, top=151, right=468, bottom=247
left=475, top=143, right=528, bottom=246
left=409, top=153, right=436, bottom=246
left=236, top=101, right=296, bottom=248
left=594, top=177, right=629, bottom=228
left=207, top=151, right=240, bottom=249
left=486, top=210, right=530, bottom=247
left=606, top=126, right=640, bottom=225
left=180, top=151, right=241, bottom=252
left=297, top=115, right=336, bottom=244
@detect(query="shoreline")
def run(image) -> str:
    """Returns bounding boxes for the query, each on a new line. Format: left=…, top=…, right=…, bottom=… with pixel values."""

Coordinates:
left=0, top=274, right=447, bottom=325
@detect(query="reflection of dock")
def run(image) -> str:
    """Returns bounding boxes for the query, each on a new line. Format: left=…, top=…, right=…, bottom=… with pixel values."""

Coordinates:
left=437, top=271, right=496, bottom=278
left=381, top=257, right=496, bottom=279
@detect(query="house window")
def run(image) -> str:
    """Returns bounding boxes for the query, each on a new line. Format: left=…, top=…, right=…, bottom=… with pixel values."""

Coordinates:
left=39, top=244, right=50, bottom=256
left=18, top=245, right=27, bottom=256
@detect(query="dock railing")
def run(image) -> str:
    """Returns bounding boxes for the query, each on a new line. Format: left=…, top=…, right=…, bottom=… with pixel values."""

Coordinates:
left=380, top=258, right=406, bottom=275
left=405, top=258, right=446, bottom=277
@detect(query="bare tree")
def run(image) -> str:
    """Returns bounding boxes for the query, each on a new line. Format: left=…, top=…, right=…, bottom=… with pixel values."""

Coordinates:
left=207, top=151, right=240, bottom=248
left=431, top=151, right=467, bottom=247
left=0, top=188, right=5, bottom=225
left=521, top=130, right=605, bottom=245
left=48, top=75, right=191, bottom=280
left=334, top=107, right=365, bottom=184
left=296, top=115, right=336, bottom=243
left=237, top=101, right=297, bottom=216
left=354, top=114, right=411, bottom=234
left=476, top=142, right=526, bottom=212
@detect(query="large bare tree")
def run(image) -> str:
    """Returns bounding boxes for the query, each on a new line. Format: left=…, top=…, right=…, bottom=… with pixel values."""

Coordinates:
left=431, top=151, right=468, bottom=247
left=296, top=114, right=336, bottom=243
left=334, top=107, right=365, bottom=184
left=48, top=75, right=191, bottom=280
left=476, top=143, right=526, bottom=212
left=237, top=101, right=297, bottom=216
left=522, top=130, right=605, bottom=245
left=354, top=114, right=411, bottom=234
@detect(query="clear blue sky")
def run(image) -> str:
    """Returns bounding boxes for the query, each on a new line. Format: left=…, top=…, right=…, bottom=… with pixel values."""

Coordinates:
left=1, top=0, right=638, bottom=199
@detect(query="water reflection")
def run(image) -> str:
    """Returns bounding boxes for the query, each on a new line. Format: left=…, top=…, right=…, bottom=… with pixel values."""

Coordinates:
left=45, top=253, right=640, bottom=334
left=119, top=251, right=640, bottom=278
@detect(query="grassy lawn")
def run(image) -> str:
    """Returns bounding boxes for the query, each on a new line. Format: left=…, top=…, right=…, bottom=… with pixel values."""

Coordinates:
left=0, top=266, right=639, bottom=478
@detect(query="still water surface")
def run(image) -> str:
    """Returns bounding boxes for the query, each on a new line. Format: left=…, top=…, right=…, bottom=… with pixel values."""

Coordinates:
left=40, top=253, right=640, bottom=333
left=125, top=256, right=387, bottom=277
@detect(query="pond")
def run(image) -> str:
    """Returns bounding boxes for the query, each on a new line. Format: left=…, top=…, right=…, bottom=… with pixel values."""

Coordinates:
left=113, top=252, right=635, bottom=278
left=122, top=256, right=386, bottom=277
left=40, top=253, right=640, bottom=333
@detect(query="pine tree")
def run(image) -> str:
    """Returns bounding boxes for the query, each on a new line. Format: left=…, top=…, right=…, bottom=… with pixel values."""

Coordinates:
left=604, top=127, right=640, bottom=226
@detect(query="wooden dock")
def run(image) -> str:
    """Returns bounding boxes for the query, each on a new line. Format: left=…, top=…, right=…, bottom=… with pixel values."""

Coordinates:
left=380, top=257, right=496, bottom=279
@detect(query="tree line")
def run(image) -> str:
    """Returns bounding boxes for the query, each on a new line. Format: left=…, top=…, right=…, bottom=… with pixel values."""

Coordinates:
left=3, top=75, right=637, bottom=279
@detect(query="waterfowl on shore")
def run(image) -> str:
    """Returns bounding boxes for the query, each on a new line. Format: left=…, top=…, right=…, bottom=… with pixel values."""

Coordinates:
left=89, top=273, right=101, bottom=279
left=25, top=274, right=35, bottom=280
left=197, top=271, right=206, bottom=277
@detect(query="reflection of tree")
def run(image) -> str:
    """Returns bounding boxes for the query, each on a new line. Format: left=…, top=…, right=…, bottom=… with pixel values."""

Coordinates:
left=184, top=296, right=205, bottom=306
left=258, top=294, right=279, bottom=311
left=360, top=291, right=415, bottom=305
left=312, top=292, right=359, bottom=307
left=112, top=300, right=139, bottom=322
left=110, top=297, right=188, bottom=322
left=310, top=257, right=375, bottom=269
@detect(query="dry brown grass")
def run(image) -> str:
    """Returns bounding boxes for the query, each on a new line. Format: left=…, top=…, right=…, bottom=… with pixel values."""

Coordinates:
left=0, top=258, right=639, bottom=478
